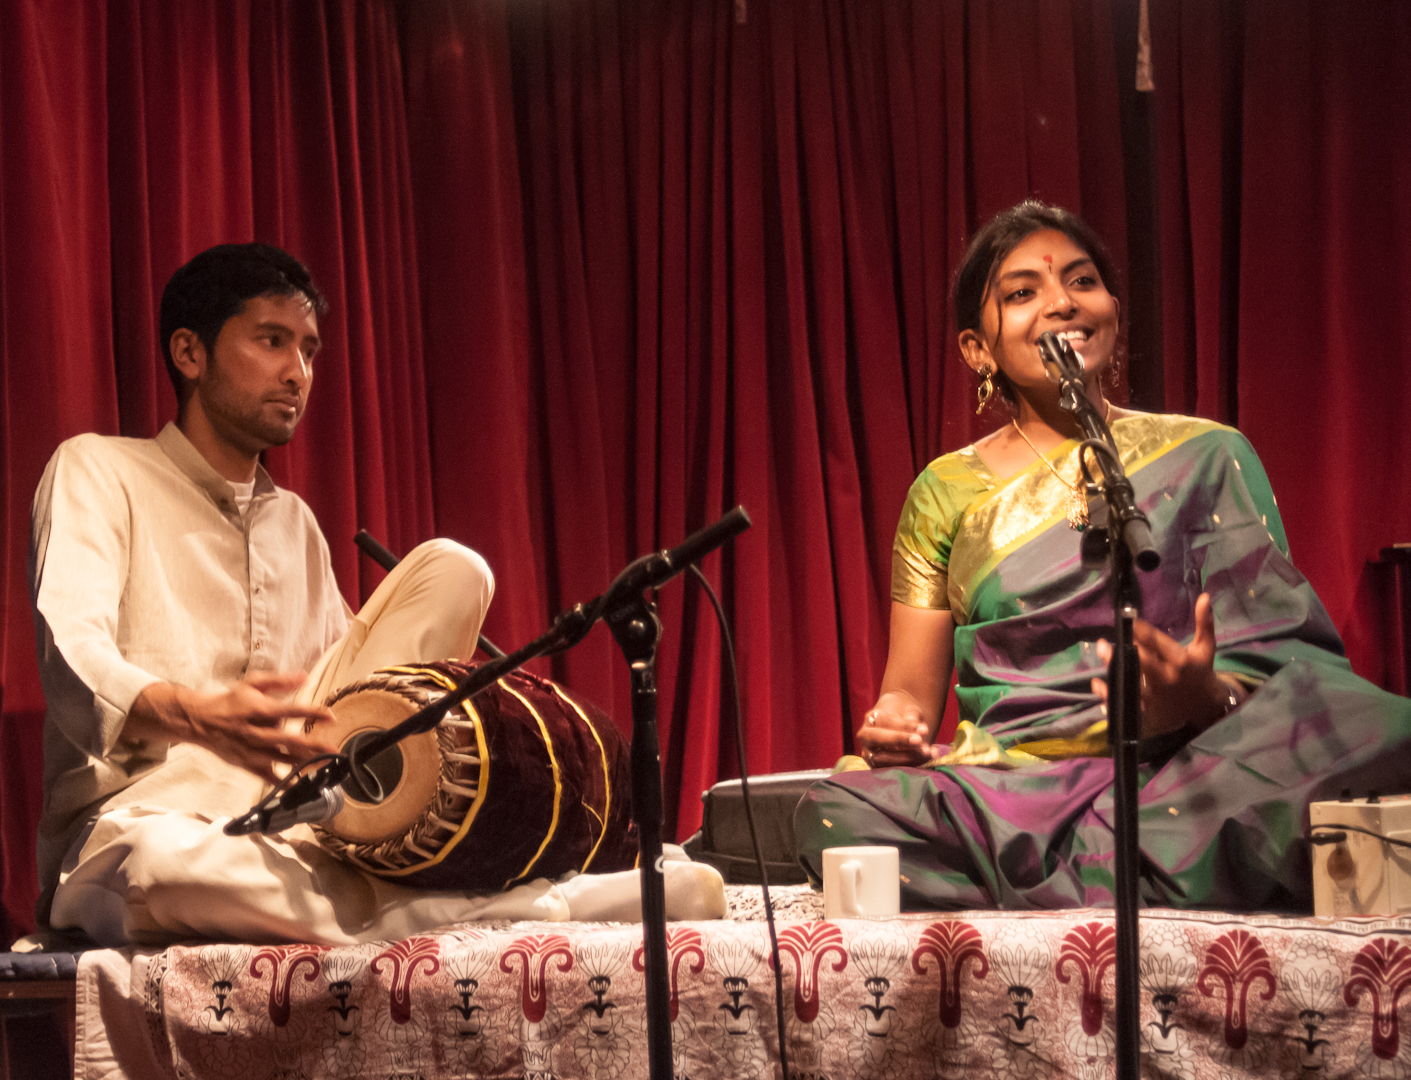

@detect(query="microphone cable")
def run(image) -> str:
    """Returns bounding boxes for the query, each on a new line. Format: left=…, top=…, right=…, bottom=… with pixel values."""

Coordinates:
left=1309, top=824, right=1411, bottom=850
left=686, top=563, right=791, bottom=1080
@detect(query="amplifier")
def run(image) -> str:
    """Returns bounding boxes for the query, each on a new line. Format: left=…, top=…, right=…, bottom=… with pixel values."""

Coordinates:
left=682, top=769, right=830, bottom=885
left=1310, top=795, right=1411, bottom=917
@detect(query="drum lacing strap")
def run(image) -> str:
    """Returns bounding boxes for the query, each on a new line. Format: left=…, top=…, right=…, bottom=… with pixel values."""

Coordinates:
left=403, top=837, right=435, bottom=859
left=441, top=781, right=479, bottom=798
left=428, top=813, right=460, bottom=833
left=440, top=716, right=476, bottom=730
left=443, top=751, right=481, bottom=766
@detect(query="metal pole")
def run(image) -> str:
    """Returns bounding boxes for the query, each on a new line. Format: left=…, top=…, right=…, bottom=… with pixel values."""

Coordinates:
left=1110, top=586, right=1143, bottom=1079
left=607, top=598, right=674, bottom=1080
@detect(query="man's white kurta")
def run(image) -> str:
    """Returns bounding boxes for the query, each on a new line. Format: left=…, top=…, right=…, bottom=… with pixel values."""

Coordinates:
left=30, top=422, right=351, bottom=921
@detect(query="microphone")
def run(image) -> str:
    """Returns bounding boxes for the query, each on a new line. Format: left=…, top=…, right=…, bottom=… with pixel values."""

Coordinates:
left=224, top=770, right=347, bottom=836
left=1036, top=331, right=1113, bottom=442
left=1035, top=332, right=1160, bottom=572
left=1038, top=330, right=1085, bottom=382
left=601, top=507, right=752, bottom=619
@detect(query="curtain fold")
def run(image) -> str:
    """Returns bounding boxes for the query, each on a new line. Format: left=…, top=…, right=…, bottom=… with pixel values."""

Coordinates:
left=1, top=0, right=117, bottom=940
left=404, top=0, right=1127, bottom=840
left=1234, top=1, right=1411, bottom=688
left=1150, top=0, right=1243, bottom=422
left=1152, top=0, right=1411, bottom=685
left=0, top=0, right=430, bottom=935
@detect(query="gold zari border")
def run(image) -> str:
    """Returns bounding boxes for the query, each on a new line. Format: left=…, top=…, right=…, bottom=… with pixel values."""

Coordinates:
left=947, top=415, right=1223, bottom=622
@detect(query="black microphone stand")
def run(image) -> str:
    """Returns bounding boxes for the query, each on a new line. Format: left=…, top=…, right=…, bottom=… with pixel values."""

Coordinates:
left=227, top=508, right=752, bottom=1080
left=1037, top=333, right=1158, bottom=1080
left=604, top=595, right=673, bottom=1080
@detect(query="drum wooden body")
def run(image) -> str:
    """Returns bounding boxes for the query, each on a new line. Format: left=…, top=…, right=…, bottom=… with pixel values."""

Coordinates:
left=309, top=660, right=638, bottom=891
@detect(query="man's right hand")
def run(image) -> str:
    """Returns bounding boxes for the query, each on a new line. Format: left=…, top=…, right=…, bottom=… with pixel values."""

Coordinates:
left=125, top=672, right=339, bottom=784
left=855, top=690, right=934, bottom=768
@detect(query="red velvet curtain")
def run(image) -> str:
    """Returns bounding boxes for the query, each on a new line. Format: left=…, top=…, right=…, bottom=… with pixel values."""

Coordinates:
left=400, top=0, right=1127, bottom=846
left=0, top=0, right=430, bottom=937
left=0, top=0, right=1126, bottom=938
left=1152, top=0, right=1411, bottom=685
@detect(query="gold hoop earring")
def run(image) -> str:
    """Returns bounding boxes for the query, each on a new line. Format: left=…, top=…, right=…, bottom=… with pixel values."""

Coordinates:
left=976, top=367, right=996, bottom=414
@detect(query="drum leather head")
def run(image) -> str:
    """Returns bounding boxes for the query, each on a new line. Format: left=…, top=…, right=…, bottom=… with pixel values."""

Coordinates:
left=322, top=688, right=441, bottom=844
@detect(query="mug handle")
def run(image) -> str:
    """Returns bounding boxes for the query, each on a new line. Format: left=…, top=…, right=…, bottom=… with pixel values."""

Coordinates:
left=840, top=859, right=863, bottom=916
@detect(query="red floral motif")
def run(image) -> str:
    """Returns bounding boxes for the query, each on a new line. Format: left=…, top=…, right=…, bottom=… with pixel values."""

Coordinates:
left=1056, top=922, right=1115, bottom=1037
left=1197, top=929, right=1275, bottom=1050
left=1345, top=938, right=1411, bottom=1061
left=633, top=927, right=706, bottom=1022
left=912, top=921, right=989, bottom=1030
left=500, top=933, right=574, bottom=1024
left=371, top=936, right=442, bottom=1026
left=249, top=944, right=327, bottom=1028
left=770, top=923, right=848, bottom=1025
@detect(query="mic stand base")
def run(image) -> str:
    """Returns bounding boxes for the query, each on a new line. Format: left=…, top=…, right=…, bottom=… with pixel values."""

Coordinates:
left=606, top=595, right=674, bottom=1080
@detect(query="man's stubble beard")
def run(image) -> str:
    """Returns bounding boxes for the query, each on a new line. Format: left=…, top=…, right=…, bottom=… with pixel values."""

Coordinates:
left=201, top=370, right=302, bottom=455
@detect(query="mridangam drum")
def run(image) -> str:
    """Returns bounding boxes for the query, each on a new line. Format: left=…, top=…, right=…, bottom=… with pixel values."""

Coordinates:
left=307, top=660, right=638, bottom=891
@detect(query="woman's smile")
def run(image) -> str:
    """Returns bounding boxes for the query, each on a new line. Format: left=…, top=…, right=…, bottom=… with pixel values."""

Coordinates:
left=975, top=228, right=1120, bottom=395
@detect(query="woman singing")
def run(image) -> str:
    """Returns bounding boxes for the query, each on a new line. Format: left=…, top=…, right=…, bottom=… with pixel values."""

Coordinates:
left=795, top=200, right=1411, bottom=912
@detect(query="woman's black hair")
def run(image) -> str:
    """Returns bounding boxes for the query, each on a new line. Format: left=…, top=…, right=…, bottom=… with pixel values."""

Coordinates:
left=159, top=242, right=328, bottom=404
left=953, top=200, right=1122, bottom=408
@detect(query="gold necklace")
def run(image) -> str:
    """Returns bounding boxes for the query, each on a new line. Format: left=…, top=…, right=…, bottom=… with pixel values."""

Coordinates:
left=1010, top=401, right=1112, bottom=530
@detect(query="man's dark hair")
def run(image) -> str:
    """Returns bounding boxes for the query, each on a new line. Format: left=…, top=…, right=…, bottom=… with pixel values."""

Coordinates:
left=953, top=200, right=1122, bottom=407
left=159, top=243, right=329, bottom=404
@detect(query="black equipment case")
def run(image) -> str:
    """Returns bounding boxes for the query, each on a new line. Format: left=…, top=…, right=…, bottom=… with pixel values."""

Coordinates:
left=681, top=769, right=830, bottom=884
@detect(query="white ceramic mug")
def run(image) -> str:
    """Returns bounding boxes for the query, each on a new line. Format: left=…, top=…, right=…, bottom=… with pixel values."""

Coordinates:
left=822, top=846, right=900, bottom=919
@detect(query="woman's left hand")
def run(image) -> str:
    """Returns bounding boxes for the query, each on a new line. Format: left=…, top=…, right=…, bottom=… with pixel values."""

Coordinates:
left=1091, top=592, right=1235, bottom=738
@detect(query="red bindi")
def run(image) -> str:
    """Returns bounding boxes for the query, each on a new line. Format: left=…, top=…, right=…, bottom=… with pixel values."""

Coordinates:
left=1042, top=254, right=1053, bottom=265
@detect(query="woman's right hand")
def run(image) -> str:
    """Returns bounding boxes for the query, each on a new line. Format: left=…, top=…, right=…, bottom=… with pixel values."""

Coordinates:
left=855, top=690, right=934, bottom=768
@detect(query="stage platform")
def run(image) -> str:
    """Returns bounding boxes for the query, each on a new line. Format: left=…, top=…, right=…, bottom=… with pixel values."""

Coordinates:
left=66, top=885, right=1411, bottom=1079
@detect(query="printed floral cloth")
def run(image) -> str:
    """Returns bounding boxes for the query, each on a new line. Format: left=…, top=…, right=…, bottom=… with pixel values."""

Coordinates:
left=86, top=896, right=1411, bottom=1079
